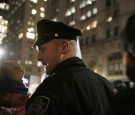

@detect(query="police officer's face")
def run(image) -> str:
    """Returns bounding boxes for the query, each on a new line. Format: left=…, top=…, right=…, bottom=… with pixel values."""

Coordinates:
left=36, top=39, right=62, bottom=75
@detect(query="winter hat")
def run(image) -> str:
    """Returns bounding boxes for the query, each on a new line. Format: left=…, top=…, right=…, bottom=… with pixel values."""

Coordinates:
left=0, top=61, right=25, bottom=81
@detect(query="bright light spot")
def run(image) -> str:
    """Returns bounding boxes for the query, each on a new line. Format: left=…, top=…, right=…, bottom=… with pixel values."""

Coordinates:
left=37, top=61, right=42, bottom=67
left=93, top=7, right=98, bottom=14
left=40, top=7, right=45, bottom=11
left=40, top=12, right=45, bottom=17
left=18, top=33, right=23, bottom=39
left=80, top=15, right=86, bottom=20
left=107, top=17, right=112, bottom=22
left=87, top=1, right=92, bottom=4
left=32, top=0, right=37, bottom=3
left=27, top=27, right=34, bottom=32
left=71, top=0, right=75, bottom=2
left=76, top=38, right=82, bottom=59
left=86, top=25, right=91, bottom=30
left=0, top=49, right=4, bottom=55
left=91, top=20, right=97, bottom=28
left=0, top=16, right=3, bottom=19
left=69, top=21, right=75, bottom=26
left=28, top=61, right=32, bottom=65
left=22, top=77, right=28, bottom=84
left=31, top=9, right=37, bottom=15
left=26, top=32, right=35, bottom=39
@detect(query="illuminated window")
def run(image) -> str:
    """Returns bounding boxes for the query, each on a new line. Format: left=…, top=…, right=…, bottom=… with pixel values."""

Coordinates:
left=93, top=7, right=98, bottom=14
left=40, top=12, right=45, bottom=17
left=31, top=9, right=37, bottom=15
left=65, top=7, right=75, bottom=16
left=91, top=20, right=97, bottom=28
left=86, top=25, right=91, bottom=30
left=27, top=27, right=34, bottom=32
left=87, top=11, right=91, bottom=17
left=0, top=18, right=8, bottom=40
left=80, top=15, right=86, bottom=21
left=31, top=0, right=38, bottom=3
left=107, top=16, right=112, bottom=22
left=26, top=32, right=35, bottom=39
left=80, top=0, right=92, bottom=8
left=52, top=18, right=58, bottom=21
left=18, top=33, right=23, bottom=39
left=0, top=3, right=9, bottom=10
left=69, top=20, right=75, bottom=26
left=108, top=52, right=123, bottom=75
left=70, top=0, right=75, bottom=2
left=40, top=7, right=45, bottom=12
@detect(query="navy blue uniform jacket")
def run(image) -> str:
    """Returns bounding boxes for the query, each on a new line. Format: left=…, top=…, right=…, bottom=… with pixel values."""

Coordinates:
left=26, top=57, right=114, bottom=115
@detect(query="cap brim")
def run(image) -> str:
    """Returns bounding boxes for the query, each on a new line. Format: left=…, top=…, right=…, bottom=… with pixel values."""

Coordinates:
left=32, top=38, right=52, bottom=48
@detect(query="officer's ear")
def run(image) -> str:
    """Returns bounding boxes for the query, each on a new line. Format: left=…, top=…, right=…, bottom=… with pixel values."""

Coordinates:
left=60, top=40, right=70, bottom=54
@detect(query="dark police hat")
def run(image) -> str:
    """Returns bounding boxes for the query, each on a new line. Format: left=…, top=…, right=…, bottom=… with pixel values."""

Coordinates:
left=33, top=19, right=82, bottom=47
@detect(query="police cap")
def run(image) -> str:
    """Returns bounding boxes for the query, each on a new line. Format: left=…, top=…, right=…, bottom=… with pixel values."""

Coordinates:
left=33, top=19, right=82, bottom=47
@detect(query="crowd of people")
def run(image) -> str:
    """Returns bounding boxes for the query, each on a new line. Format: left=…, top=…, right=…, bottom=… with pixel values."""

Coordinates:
left=0, top=12, right=135, bottom=115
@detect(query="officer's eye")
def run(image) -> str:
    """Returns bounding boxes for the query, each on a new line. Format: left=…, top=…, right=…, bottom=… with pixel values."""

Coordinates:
left=38, top=46, right=47, bottom=52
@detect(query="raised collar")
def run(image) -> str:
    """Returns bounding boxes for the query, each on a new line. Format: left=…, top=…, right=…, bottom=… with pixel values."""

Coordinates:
left=49, top=57, right=86, bottom=76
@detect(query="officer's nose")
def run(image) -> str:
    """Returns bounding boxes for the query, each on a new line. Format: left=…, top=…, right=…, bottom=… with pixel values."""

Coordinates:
left=37, top=52, right=42, bottom=62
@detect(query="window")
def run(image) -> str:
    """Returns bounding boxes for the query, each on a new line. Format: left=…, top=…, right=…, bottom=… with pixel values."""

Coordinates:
left=85, top=37, right=89, bottom=45
left=113, top=0, right=119, bottom=4
left=65, top=6, right=75, bottom=17
left=114, top=26, right=119, bottom=36
left=106, top=0, right=111, bottom=7
left=113, top=10, right=119, bottom=18
left=91, top=34, right=96, bottom=43
left=106, top=29, right=111, bottom=38
left=108, top=52, right=123, bottom=75
left=80, top=39, right=84, bottom=47
left=93, top=7, right=98, bottom=14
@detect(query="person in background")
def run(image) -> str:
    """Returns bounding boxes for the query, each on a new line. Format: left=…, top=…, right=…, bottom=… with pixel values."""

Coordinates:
left=0, top=61, right=29, bottom=115
left=26, top=19, right=115, bottom=115
left=112, top=80, right=127, bottom=93
left=113, top=13, right=135, bottom=115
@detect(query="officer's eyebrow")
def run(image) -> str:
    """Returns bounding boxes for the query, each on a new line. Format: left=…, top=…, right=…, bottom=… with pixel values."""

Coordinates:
left=36, top=45, right=45, bottom=51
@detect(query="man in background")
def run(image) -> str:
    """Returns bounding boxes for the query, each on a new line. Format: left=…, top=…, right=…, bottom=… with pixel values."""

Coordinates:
left=113, top=13, right=135, bottom=115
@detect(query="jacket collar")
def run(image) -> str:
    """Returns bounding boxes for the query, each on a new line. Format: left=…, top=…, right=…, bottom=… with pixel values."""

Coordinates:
left=49, top=57, right=86, bottom=76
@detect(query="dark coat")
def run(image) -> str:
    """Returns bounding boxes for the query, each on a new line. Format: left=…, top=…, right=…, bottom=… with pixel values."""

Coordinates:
left=0, top=79, right=29, bottom=115
left=26, top=57, right=114, bottom=115
left=112, top=87, right=135, bottom=115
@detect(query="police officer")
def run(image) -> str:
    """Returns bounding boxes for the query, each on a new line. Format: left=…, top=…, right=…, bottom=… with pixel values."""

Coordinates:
left=26, top=19, right=115, bottom=115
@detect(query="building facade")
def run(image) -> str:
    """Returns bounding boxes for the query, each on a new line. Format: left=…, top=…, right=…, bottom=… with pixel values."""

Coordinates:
left=1, top=0, right=135, bottom=90
left=1, top=0, right=47, bottom=92
left=2, top=0, right=47, bottom=77
left=0, top=0, right=9, bottom=49
left=45, top=0, right=135, bottom=81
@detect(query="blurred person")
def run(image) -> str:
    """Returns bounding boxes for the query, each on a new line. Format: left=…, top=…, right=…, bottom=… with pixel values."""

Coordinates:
left=113, top=13, right=135, bottom=115
left=0, top=61, right=29, bottom=115
left=112, top=80, right=127, bottom=93
left=26, top=19, right=115, bottom=115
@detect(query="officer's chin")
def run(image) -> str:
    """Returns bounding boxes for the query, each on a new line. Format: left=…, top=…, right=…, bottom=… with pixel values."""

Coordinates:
left=44, top=64, right=50, bottom=75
